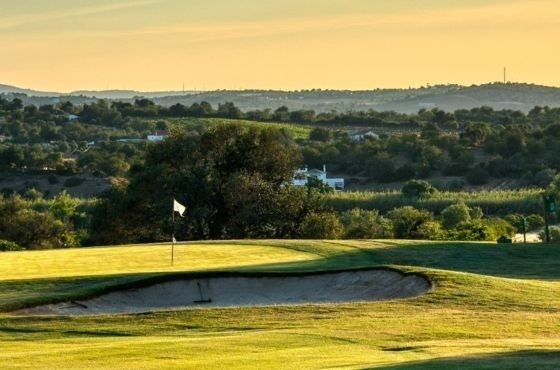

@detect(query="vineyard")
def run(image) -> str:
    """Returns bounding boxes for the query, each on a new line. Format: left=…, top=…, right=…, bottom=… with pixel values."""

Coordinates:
left=327, top=188, right=544, bottom=216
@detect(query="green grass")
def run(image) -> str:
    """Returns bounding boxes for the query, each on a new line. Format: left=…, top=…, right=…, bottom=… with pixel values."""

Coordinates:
left=165, top=117, right=313, bottom=139
left=2, top=239, right=560, bottom=369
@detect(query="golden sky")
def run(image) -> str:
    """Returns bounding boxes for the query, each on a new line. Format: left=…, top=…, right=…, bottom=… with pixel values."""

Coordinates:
left=1, top=0, right=559, bottom=91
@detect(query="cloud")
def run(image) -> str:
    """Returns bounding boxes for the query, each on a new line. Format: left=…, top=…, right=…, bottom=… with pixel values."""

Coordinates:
left=0, top=0, right=158, bottom=31
left=49, top=0, right=557, bottom=44
left=4, top=0, right=558, bottom=46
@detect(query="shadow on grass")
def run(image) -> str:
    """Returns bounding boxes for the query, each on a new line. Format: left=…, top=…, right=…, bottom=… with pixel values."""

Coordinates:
left=355, top=242, right=560, bottom=280
left=238, top=241, right=560, bottom=280
left=371, top=349, right=560, bottom=370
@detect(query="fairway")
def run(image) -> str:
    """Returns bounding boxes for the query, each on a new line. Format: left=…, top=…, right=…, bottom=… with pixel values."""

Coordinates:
left=2, top=240, right=560, bottom=369
left=0, top=242, right=319, bottom=280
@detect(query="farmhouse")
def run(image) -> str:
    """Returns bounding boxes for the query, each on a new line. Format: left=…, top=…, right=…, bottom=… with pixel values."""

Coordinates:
left=349, top=130, right=379, bottom=141
left=293, top=165, right=344, bottom=190
left=147, top=130, right=168, bottom=142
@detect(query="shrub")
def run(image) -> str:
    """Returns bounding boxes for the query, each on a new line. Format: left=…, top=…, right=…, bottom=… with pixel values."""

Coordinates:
left=539, top=226, right=560, bottom=242
left=0, top=240, right=23, bottom=251
left=401, top=180, right=437, bottom=198
left=387, top=206, right=433, bottom=239
left=300, top=211, right=343, bottom=239
left=441, top=202, right=471, bottom=229
left=340, top=208, right=393, bottom=239
left=413, top=221, right=441, bottom=240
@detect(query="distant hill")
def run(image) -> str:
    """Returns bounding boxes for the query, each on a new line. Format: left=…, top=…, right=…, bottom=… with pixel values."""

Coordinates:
left=0, top=83, right=60, bottom=97
left=70, top=89, right=193, bottom=99
left=2, top=82, right=560, bottom=113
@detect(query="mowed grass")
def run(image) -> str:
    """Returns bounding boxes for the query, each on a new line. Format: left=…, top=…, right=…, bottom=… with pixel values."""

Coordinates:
left=0, top=241, right=319, bottom=280
left=2, top=240, right=560, bottom=369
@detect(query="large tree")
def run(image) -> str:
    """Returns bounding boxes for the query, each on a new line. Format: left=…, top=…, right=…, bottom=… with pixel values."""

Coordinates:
left=89, top=123, right=317, bottom=243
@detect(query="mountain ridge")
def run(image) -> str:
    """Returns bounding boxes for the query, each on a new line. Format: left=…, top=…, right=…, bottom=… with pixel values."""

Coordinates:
left=2, top=82, right=560, bottom=113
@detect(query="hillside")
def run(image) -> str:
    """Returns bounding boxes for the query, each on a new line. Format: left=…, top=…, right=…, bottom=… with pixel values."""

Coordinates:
left=2, top=82, right=560, bottom=113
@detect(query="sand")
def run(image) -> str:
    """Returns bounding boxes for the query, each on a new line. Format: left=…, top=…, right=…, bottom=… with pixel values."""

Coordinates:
left=13, top=269, right=431, bottom=316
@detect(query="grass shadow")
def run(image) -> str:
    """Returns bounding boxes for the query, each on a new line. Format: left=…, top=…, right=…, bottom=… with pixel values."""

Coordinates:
left=356, top=241, right=560, bottom=279
left=371, top=349, right=560, bottom=370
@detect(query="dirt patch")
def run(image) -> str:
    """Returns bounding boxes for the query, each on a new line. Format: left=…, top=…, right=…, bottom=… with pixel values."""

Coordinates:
left=13, top=269, right=431, bottom=316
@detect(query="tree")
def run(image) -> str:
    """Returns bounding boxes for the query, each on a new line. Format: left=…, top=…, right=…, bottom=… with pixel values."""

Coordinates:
left=217, top=102, right=243, bottom=119
left=387, top=206, right=433, bottom=239
left=300, top=211, right=343, bottom=239
left=460, top=122, right=492, bottom=146
left=309, top=127, right=333, bottom=142
left=441, top=202, right=471, bottom=229
left=340, top=208, right=393, bottom=239
left=89, top=123, right=311, bottom=243
left=0, top=193, right=76, bottom=249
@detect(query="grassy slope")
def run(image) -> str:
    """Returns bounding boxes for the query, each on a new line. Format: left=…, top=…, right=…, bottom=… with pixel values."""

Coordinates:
left=165, top=117, right=312, bottom=140
left=2, top=240, right=560, bottom=369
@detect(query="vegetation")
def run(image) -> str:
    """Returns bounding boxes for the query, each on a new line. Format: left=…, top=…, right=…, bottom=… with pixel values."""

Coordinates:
left=3, top=95, right=560, bottom=246
left=0, top=191, right=93, bottom=249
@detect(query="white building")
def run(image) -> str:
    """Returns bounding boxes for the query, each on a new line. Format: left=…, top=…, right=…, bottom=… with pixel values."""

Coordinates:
left=147, top=130, right=169, bottom=142
left=349, top=130, right=379, bottom=141
left=293, top=165, right=344, bottom=190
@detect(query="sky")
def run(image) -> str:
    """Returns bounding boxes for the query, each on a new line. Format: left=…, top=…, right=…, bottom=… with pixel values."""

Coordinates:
left=0, top=0, right=559, bottom=92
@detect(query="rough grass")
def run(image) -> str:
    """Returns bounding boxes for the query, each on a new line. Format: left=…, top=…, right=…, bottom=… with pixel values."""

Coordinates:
left=2, top=240, right=560, bottom=369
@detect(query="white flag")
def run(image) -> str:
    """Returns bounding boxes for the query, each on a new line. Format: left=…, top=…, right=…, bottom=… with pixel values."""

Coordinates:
left=173, top=199, right=186, bottom=217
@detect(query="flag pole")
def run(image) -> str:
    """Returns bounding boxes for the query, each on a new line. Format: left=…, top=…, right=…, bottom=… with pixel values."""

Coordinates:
left=171, top=199, right=175, bottom=266
left=171, top=199, right=186, bottom=267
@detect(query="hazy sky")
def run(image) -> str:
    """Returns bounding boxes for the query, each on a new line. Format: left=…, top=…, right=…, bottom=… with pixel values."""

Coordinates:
left=1, top=0, right=558, bottom=91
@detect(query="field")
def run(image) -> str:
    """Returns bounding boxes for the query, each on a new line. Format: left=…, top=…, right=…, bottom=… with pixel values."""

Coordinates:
left=2, top=240, right=560, bottom=369
left=327, top=189, right=544, bottom=215
left=165, top=117, right=313, bottom=139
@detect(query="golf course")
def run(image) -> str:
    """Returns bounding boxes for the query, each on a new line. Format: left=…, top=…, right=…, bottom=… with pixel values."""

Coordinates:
left=2, top=239, right=560, bottom=369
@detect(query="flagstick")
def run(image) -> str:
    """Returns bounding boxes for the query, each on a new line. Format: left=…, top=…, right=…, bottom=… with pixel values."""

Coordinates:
left=171, top=202, right=175, bottom=266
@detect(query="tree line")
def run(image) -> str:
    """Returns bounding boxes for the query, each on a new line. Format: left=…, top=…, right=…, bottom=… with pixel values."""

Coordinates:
left=4, top=122, right=560, bottom=249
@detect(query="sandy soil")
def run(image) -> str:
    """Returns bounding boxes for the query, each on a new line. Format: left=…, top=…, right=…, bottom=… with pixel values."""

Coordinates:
left=14, top=269, right=431, bottom=316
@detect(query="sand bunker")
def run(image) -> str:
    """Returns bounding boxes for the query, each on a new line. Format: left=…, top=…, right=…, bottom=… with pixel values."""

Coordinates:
left=15, top=269, right=431, bottom=316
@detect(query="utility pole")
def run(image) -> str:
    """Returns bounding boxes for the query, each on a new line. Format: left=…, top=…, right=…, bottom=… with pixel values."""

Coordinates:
left=543, top=194, right=556, bottom=243
left=503, top=67, right=506, bottom=84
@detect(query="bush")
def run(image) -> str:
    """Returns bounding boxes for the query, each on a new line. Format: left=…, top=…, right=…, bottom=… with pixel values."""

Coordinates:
left=340, top=208, right=393, bottom=239
left=63, top=176, right=85, bottom=187
left=300, top=211, right=343, bottom=239
left=387, top=206, right=433, bottom=239
left=0, top=240, right=23, bottom=251
left=413, top=221, right=441, bottom=239
left=540, top=226, right=560, bottom=242
left=441, top=202, right=471, bottom=229
left=401, top=180, right=437, bottom=198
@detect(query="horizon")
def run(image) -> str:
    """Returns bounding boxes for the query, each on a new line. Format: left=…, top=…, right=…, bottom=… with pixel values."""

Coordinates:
left=4, top=80, right=560, bottom=95
left=1, top=1, right=559, bottom=92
